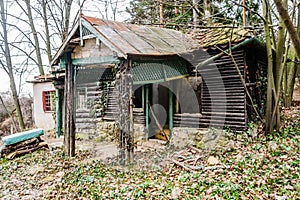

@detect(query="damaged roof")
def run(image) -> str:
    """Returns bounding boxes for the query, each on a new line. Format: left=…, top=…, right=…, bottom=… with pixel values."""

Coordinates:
left=51, top=15, right=198, bottom=65
left=82, top=15, right=198, bottom=56
left=188, top=26, right=254, bottom=48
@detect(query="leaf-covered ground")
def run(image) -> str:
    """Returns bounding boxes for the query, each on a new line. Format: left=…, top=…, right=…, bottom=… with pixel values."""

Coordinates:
left=0, top=107, right=300, bottom=199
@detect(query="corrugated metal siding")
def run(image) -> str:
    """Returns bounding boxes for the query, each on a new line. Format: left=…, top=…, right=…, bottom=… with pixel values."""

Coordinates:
left=76, top=66, right=114, bottom=84
left=132, top=59, right=189, bottom=85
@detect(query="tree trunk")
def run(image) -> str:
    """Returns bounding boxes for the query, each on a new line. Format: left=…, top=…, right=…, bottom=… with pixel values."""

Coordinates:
left=203, top=0, right=210, bottom=25
left=159, top=0, right=164, bottom=27
left=284, top=3, right=300, bottom=107
left=24, top=0, right=44, bottom=75
left=41, top=0, right=52, bottom=64
left=273, top=0, right=287, bottom=130
left=243, top=0, right=246, bottom=26
left=274, top=0, right=300, bottom=59
left=263, top=0, right=274, bottom=134
left=286, top=61, right=299, bottom=106
left=0, top=0, right=25, bottom=131
left=63, top=0, right=73, bottom=41
left=193, top=0, right=199, bottom=26
left=174, top=0, right=178, bottom=15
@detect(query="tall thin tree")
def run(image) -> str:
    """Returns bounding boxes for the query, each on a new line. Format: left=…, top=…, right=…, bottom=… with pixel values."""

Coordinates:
left=0, top=0, right=25, bottom=131
left=263, top=0, right=274, bottom=134
left=16, top=0, right=45, bottom=75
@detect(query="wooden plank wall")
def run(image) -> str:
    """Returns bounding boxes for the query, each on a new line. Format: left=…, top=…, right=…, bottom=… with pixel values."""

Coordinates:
left=200, top=50, right=246, bottom=131
left=174, top=49, right=247, bottom=131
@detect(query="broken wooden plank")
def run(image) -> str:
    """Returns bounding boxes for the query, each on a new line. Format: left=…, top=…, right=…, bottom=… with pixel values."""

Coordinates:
left=2, top=128, right=44, bottom=146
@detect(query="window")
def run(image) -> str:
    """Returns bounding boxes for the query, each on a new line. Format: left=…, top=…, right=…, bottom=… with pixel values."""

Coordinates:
left=42, top=91, right=56, bottom=112
left=77, top=88, right=87, bottom=109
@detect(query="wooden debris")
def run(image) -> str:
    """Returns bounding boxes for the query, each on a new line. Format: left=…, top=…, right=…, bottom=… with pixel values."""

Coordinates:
left=207, top=156, right=220, bottom=165
left=0, top=136, right=48, bottom=159
left=170, top=146, right=228, bottom=172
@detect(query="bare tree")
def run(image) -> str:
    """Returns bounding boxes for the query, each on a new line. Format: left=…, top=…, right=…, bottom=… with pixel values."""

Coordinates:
left=41, top=0, right=52, bottom=63
left=16, top=0, right=45, bottom=75
left=63, top=0, right=74, bottom=40
left=203, top=0, right=210, bottom=24
left=45, top=0, right=75, bottom=42
left=110, top=0, right=119, bottom=21
left=0, top=0, right=25, bottom=131
left=262, top=0, right=274, bottom=134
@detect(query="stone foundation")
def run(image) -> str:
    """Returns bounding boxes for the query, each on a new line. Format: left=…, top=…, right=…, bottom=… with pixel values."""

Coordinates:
left=77, top=124, right=235, bottom=151
left=171, top=127, right=235, bottom=150
left=76, top=121, right=146, bottom=143
left=95, top=122, right=118, bottom=142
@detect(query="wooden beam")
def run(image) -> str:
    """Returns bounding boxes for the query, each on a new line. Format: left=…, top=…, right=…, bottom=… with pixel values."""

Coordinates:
left=72, top=56, right=119, bottom=66
left=63, top=53, right=76, bottom=157
left=142, top=85, right=145, bottom=111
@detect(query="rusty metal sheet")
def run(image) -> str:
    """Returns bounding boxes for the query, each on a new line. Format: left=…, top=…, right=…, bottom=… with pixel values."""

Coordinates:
left=82, top=15, right=198, bottom=56
left=95, top=25, right=140, bottom=54
left=119, top=31, right=161, bottom=54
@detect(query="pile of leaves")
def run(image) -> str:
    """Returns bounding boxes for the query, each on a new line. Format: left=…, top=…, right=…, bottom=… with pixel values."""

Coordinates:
left=0, top=108, right=300, bottom=199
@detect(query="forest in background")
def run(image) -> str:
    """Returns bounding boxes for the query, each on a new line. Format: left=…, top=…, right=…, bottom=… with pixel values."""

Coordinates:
left=0, top=1, right=300, bottom=199
left=0, top=0, right=299, bottom=135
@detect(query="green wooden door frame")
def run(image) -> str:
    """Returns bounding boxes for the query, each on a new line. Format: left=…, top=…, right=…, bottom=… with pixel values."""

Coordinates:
left=55, top=89, right=63, bottom=138
left=145, top=84, right=149, bottom=140
left=144, top=83, right=173, bottom=140
left=169, top=84, right=173, bottom=139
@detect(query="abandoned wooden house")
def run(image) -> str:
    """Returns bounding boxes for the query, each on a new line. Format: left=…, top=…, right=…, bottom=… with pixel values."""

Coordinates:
left=49, top=15, right=266, bottom=146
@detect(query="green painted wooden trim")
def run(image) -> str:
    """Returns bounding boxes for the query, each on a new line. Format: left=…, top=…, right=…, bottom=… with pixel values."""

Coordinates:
left=59, top=52, right=71, bottom=69
left=165, top=75, right=188, bottom=81
left=169, top=84, right=173, bottom=139
left=72, top=56, right=119, bottom=66
left=2, top=128, right=44, bottom=146
left=142, top=85, right=145, bottom=110
left=133, top=79, right=165, bottom=85
left=145, top=84, right=149, bottom=140
left=56, top=89, right=62, bottom=138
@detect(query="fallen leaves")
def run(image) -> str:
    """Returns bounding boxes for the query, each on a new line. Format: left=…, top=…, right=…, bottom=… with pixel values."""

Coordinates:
left=0, top=107, right=300, bottom=199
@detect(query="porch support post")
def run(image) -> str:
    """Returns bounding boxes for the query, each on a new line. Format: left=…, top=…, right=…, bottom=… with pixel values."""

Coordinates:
left=176, top=80, right=180, bottom=113
left=63, top=52, right=76, bottom=157
left=145, top=84, right=149, bottom=140
left=55, top=88, right=62, bottom=138
left=169, top=82, right=173, bottom=139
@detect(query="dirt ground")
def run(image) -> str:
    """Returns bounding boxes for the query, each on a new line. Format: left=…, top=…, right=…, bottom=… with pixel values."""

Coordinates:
left=42, top=130, right=174, bottom=170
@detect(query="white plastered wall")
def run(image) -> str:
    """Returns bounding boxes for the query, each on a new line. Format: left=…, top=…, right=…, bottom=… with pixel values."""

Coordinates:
left=32, top=81, right=55, bottom=130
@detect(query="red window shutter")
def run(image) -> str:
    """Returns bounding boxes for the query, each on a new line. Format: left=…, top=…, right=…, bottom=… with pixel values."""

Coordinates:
left=42, top=91, right=46, bottom=111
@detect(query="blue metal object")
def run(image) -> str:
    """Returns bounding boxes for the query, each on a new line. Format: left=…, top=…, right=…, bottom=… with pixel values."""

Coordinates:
left=2, top=128, right=44, bottom=146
